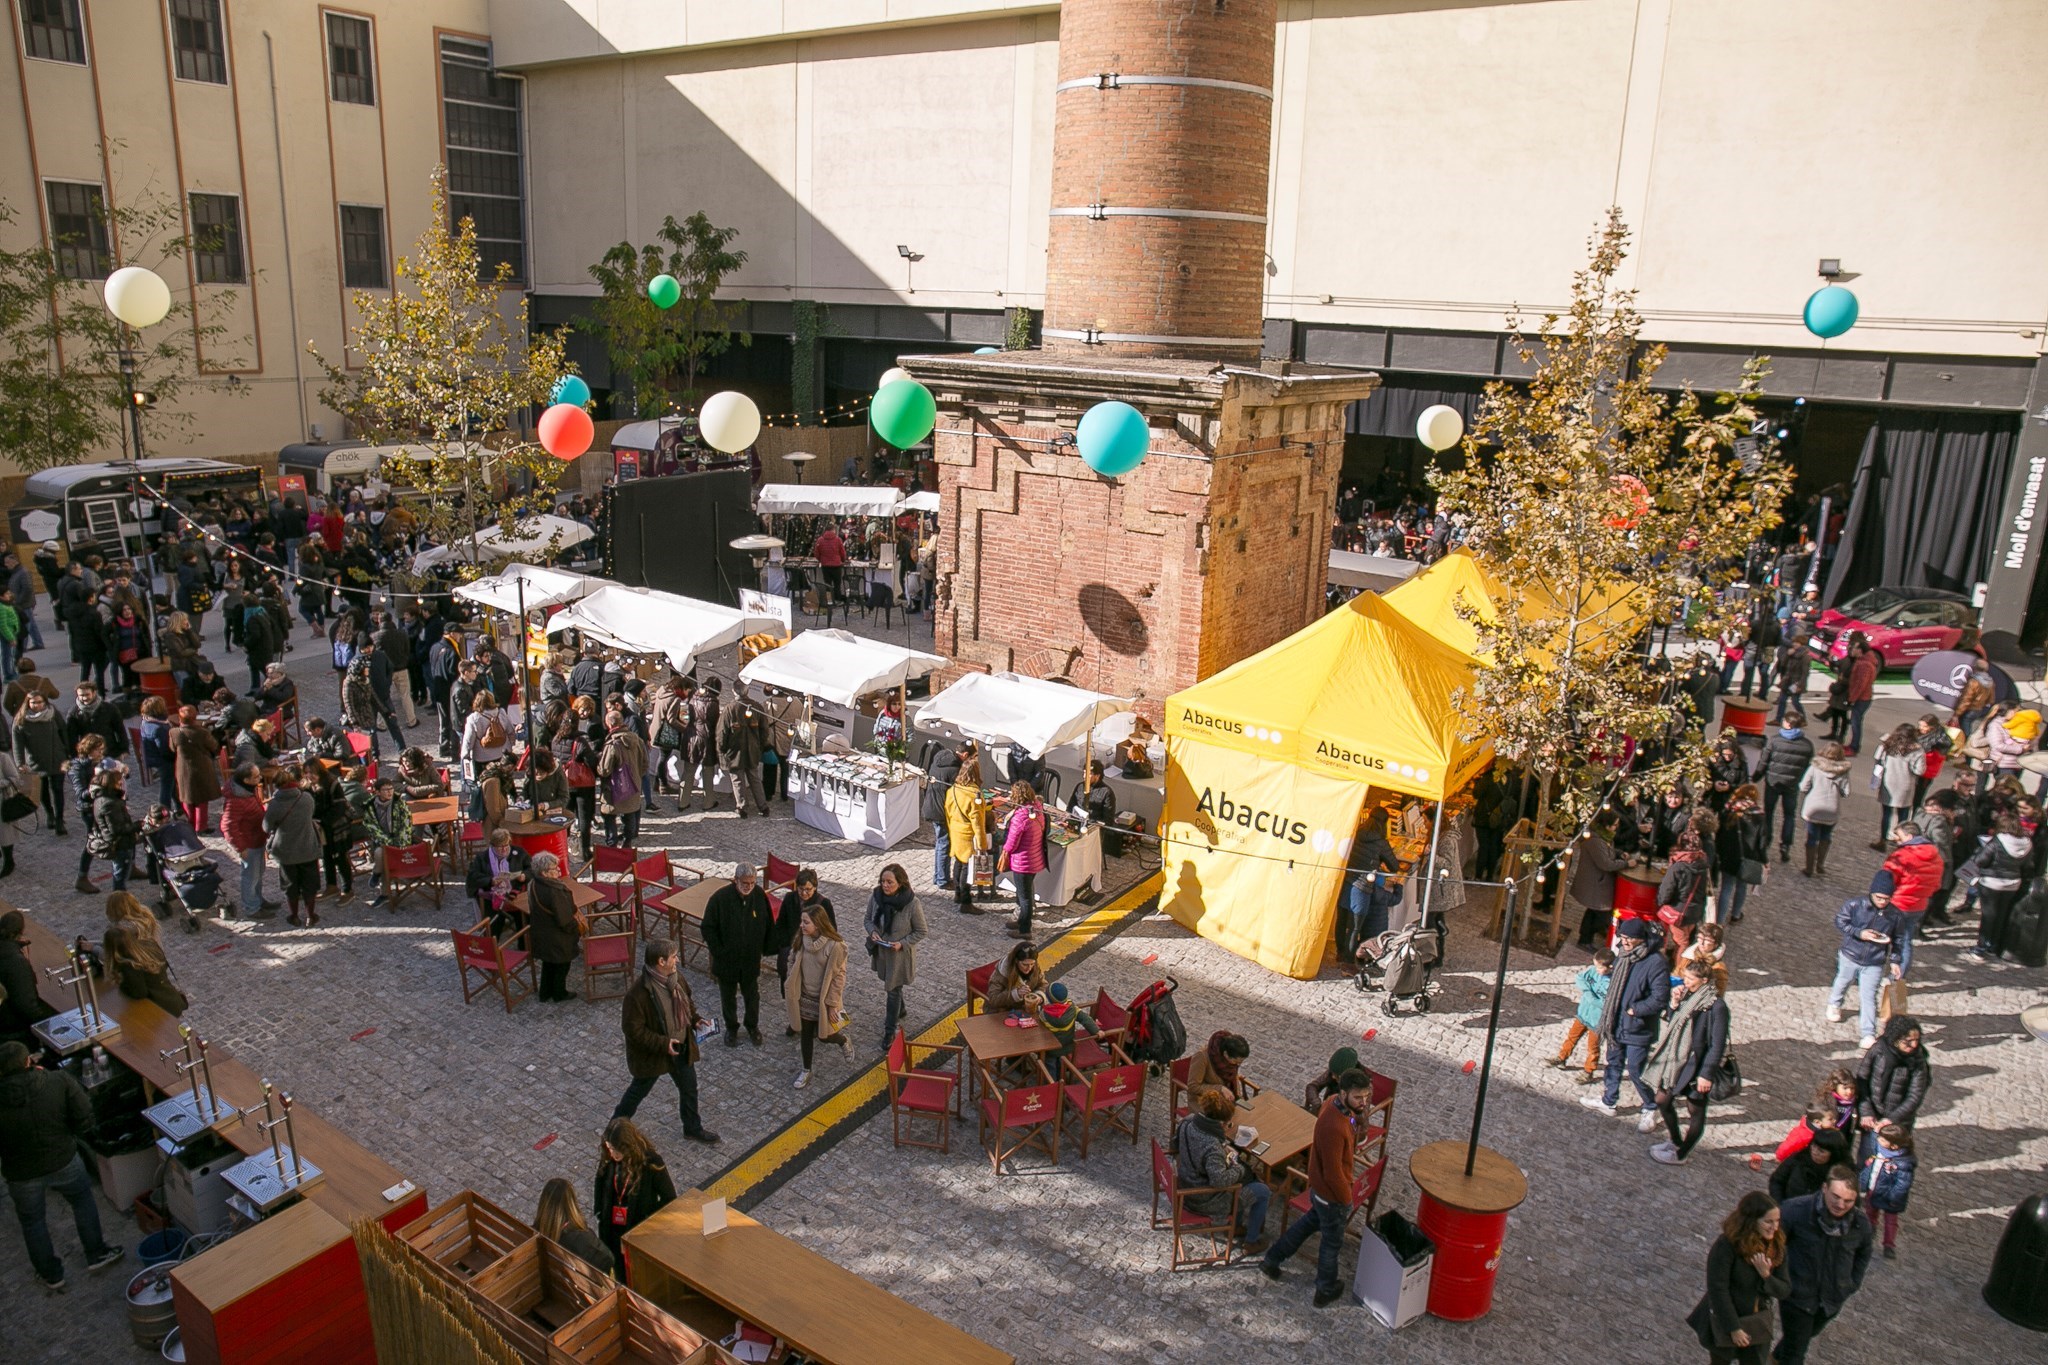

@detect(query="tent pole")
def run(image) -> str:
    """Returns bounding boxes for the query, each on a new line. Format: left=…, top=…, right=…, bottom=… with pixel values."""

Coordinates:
left=1419, top=796, right=1446, bottom=921
left=516, top=575, right=536, bottom=764
left=1467, top=877, right=1517, bottom=1177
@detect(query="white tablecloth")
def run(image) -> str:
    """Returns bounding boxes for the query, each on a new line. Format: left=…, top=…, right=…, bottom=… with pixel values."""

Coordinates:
left=998, top=824, right=1104, bottom=908
left=791, top=767, right=922, bottom=850
left=1036, top=757, right=1164, bottom=830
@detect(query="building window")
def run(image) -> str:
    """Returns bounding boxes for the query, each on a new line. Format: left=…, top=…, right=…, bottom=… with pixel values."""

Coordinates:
left=45, top=181, right=109, bottom=279
left=169, top=0, right=226, bottom=84
left=189, top=193, right=244, bottom=283
left=339, top=204, right=385, bottom=288
left=326, top=12, right=374, bottom=105
left=440, top=36, right=525, bottom=283
left=20, top=0, right=86, bottom=64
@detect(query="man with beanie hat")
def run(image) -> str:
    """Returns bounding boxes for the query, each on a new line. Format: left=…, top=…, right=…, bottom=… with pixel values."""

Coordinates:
left=1582, top=917, right=1669, bottom=1125
left=1826, top=872, right=1905, bottom=1050
left=1304, top=1046, right=1361, bottom=1110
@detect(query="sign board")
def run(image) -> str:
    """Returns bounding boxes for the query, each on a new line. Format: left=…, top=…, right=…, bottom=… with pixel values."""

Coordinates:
left=739, top=589, right=793, bottom=636
left=615, top=450, right=641, bottom=482
left=277, top=473, right=307, bottom=503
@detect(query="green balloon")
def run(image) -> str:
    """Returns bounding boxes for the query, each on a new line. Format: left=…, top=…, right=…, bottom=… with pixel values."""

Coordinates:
left=871, top=379, right=937, bottom=449
left=647, top=274, right=681, bottom=309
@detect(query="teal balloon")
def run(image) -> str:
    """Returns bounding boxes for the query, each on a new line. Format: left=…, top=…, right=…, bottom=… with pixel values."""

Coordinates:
left=974, top=346, right=1000, bottom=354
left=551, top=374, right=591, bottom=408
left=871, top=379, right=937, bottom=449
left=1076, top=401, right=1150, bottom=477
left=1803, top=285, right=1859, bottom=340
left=647, top=274, right=681, bottom=309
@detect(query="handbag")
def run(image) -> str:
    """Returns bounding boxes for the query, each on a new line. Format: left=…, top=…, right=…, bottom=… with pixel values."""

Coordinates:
left=1, top=791, right=35, bottom=823
left=1709, top=1048, right=1743, bottom=1102
left=1877, top=977, right=1909, bottom=1023
left=564, top=758, right=597, bottom=788
left=1714, top=1307, right=1774, bottom=1349
left=1739, top=856, right=1765, bottom=886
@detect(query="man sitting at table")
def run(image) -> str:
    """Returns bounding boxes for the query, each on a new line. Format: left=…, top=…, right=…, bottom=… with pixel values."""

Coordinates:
left=1068, top=760, right=1118, bottom=827
left=302, top=716, right=348, bottom=763
left=361, top=776, right=413, bottom=907
left=253, top=661, right=297, bottom=716
left=465, top=827, right=529, bottom=937
left=1175, top=1084, right=1273, bottom=1256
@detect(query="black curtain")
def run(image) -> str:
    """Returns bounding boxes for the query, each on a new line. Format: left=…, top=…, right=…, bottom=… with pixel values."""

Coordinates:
left=1344, top=376, right=1489, bottom=438
left=1822, top=411, right=2018, bottom=605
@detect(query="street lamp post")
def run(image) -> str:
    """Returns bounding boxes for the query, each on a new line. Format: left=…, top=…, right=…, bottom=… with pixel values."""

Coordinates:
left=103, top=267, right=171, bottom=656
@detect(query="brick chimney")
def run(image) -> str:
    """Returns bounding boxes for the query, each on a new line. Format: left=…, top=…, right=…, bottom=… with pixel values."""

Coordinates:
left=1043, top=0, right=1278, bottom=358
left=902, top=0, right=1377, bottom=718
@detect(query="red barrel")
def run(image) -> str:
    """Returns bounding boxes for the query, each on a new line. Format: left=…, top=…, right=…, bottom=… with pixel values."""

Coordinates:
left=507, top=820, right=569, bottom=867
left=1418, top=1194, right=1511, bottom=1320
left=1612, top=869, right=1660, bottom=947
left=135, top=660, right=177, bottom=710
left=1721, top=698, right=1769, bottom=738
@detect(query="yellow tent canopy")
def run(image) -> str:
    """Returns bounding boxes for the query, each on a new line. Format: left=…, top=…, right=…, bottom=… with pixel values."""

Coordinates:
left=1384, top=549, right=1645, bottom=667
left=1165, top=590, right=1492, bottom=804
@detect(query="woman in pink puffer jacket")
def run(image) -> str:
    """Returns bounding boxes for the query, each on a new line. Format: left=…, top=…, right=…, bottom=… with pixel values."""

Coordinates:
left=1001, top=780, right=1050, bottom=940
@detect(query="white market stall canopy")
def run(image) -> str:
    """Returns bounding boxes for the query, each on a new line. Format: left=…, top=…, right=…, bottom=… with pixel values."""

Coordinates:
left=611, top=418, right=684, bottom=452
left=453, top=563, right=600, bottom=615
left=1329, top=548, right=1422, bottom=591
left=546, top=584, right=779, bottom=674
left=739, top=628, right=944, bottom=707
left=754, top=484, right=904, bottom=518
left=413, top=515, right=595, bottom=570
left=902, top=490, right=940, bottom=514
left=914, top=672, right=1131, bottom=758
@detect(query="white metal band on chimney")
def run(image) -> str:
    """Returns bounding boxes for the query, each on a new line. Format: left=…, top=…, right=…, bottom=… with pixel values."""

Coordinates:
left=1041, top=328, right=1267, bottom=348
left=1048, top=206, right=1270, bottom=224
left=1054, top=74, right=1274, bottom=98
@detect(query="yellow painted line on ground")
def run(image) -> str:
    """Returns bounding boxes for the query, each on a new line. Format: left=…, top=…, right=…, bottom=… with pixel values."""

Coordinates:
left=704, top=871, right=1165, bottom=1205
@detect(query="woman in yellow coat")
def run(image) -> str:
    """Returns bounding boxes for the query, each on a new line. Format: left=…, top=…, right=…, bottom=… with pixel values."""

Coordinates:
left=944, top=758, right=988, bottom=914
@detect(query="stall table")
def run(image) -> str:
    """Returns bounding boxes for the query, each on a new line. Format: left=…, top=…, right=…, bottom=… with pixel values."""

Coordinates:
left=996, top=822, right=1103, bottom=908
left=789, top=752, right=923, bottom=850
left=626, top=1191, right=1012, bottom=1365
left=1037, top=751, right=1164, bottom=830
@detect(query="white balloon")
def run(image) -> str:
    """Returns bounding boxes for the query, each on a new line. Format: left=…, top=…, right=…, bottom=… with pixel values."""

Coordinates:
left=1416, top=404, right=1465, bottom=452
left=877, top=367, right=913, bottom=390
left=103, top=266, right=172, bottom=329
left=698, top=390, right=762, bottom=454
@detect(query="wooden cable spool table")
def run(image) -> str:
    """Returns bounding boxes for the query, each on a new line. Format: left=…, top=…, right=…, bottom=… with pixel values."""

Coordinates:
left=1408, top=1139, right=1529, bottom=1322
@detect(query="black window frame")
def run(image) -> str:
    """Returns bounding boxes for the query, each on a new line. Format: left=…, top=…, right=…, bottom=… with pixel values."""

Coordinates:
left=325, top=11, right=374, bottom=106
left=189, top=192, right=245, bottom=284
left=339, top=203, right=386, bottom=289
left=20, top=0, right=86, bottom=65
left=440, top=35, right=526, bottom=284
left=44, top=180, right=110, bottom=280
left=168, top=0, right=226, bottom=84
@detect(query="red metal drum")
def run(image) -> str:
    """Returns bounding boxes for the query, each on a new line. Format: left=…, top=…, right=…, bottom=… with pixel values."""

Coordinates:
left=1612, top=867, right=1661, bottom=947
left=1721, top=697, right=1769, bottom=738
left=135, top=659, right=178, bottom=710
left=506, top=818, right=569, bottom=868
left=1418, top=1195, right=1513, bottom=1320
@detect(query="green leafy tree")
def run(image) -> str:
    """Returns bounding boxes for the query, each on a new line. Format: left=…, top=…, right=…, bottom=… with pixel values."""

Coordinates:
left=1430, top=210, right=1792, bottom=824
left=312, top=167, right=569, bottom=576
left=0, top=194, right=242, bottom=471
left=586, top=213, right=748, bottom=412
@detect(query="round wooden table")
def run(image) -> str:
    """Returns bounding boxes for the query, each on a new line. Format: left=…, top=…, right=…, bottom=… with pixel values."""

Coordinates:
left=1407, top=1140, right=1527, bottom=1322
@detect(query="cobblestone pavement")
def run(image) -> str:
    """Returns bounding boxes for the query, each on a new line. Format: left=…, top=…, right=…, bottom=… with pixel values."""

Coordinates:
left=1, top=615, right=2042, bottom=1363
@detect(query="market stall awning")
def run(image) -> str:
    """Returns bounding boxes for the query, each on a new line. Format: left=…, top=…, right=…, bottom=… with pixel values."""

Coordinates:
left=453, top=564, right=601, bottom=615
left=914, top=672, right=1130, bottom=757
left=902, top=490, right=940, bottom=514
left=1165, top=589, right=1490, bottom=802
left=547, top=584, right=778, bottom=674
left=611, top=418, right=685, bottom=452
left=739, top=629, right=944, bottom=707
left=412, top=515, right=595, bottom=570
left=1383, top=549, right=1645, bottom=667
left=1328, top=549, right=1420, bottom=591
left=754, top=484, right=904, bottom=518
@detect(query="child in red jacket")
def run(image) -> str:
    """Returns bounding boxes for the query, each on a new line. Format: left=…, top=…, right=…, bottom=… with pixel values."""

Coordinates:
left=1881, top=822, right=1945, bottom=976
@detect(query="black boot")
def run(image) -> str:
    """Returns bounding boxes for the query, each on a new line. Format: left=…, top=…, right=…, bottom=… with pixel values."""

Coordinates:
left=0, top=846, right=13, bottom=877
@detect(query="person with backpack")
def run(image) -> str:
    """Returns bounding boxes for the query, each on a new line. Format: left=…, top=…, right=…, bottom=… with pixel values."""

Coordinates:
left=460, top=690, right=513, bottom=813
left=1000, top=779, right=1049, bottom=939
left=240, top=593, right=279, bottom=692
left=594, top=712, right=647, bottom=849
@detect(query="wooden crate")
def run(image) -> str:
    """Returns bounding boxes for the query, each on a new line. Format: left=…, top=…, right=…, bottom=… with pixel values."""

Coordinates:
left=398, top=1190, right=536, bottom=1285
left=549, top=1286, right=710, bottom=1364
left=469, top=1236, right=615, bottom=1363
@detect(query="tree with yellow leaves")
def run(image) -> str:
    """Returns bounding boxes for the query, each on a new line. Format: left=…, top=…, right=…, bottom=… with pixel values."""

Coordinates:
left=312, top=168, right=571, bottom=576
left=1431, top=210, right=1793, bottom=824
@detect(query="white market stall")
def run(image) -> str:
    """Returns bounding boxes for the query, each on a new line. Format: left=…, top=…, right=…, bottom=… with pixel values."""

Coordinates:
left=753, top=485, right=905, bottom=518
left=740, top=629, right=945, bottom=849
left=547, top=584, right=779, bottom=676
left=1329, top=548, right=1422, bottom=592
left=1039, top=709, right=1167, bottom=831
left=902, top=490, right=940, bottom=514
left=453, top=564, right=601, bottom=615
left=413, top=514, right=596, bottom=571
left=913, top=672, right=1130, bottom=906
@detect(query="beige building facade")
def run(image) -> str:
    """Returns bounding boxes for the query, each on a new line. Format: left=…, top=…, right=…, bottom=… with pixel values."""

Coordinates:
left=1, top=0, right=521, bottom=469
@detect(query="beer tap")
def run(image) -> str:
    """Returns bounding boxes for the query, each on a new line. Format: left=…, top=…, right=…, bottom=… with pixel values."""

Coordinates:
left=159, top=1025, right=225, bottom=1121
left=253, top=1082, right=308, bottom=1184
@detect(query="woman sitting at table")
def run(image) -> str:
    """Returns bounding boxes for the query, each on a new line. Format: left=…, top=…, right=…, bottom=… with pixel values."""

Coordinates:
left=1186, top=1030, right=1256, bottom=1101
left=525, top=748, right=568, bottom=814
left=233, top=717, right=276, bottom=770
left=526, top=851, right=583, bottom=1004
left=103, top=892, right=187, bottom=1015
left=592, top=1118, right=676, bottom=1274
left=465, top=827, right=529, bottom=937
left=1174, top=1085, right=1273, bottom=1256
left=254, top=661, right=297, bottom=716
left=985, top=939, right=1046, bottom=1013
left=397, top=746, right=448, bottom=800
left=534, top=1177, right=612, bottom=1279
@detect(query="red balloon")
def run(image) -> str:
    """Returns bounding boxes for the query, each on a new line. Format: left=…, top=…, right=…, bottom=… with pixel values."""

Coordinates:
left=538, top=403, right=593, bottom=460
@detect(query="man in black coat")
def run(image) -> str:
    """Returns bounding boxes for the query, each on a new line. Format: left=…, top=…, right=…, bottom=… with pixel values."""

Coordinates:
left=700, top=863, right=773, bottom=1047
left=1776, top=1174, right=1873, bottom=1364
left=64, top=681, right=127, bottom=759
left=923, top=743, right=964, bottom=891
left=0, top=1041, right=124, bottom=1288
left=1759, top=711, right=1815, bottom=861
left=612, top=938, right=719, bottom=1144
left=426, top=632, right=464, bottom=757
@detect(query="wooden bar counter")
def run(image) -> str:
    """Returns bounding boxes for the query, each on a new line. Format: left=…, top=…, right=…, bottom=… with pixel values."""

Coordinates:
left=625, top=1190, right=1013, bottom=1365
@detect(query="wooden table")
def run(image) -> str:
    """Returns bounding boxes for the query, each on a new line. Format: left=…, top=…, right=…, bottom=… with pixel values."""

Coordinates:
left=625, top=1190, right=1012, bottom=1365
left=507, top=878, right=617, bottom=933
left=409, top=795, right=463, bottom=872
left=1232, top=1090, right=1319, bottom=1174
left=958, top=1010, right=1058, bottom=1097
left=654, top=880, right=718, bottom=959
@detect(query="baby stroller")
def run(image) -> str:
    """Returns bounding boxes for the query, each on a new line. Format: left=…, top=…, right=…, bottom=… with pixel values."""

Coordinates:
left=1353, top=915, right=1446, bottom=1015
left=146, top=815, right=225, bottom=934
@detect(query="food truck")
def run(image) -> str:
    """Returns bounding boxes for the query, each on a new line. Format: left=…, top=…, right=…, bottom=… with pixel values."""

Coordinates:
left=7, top=458, right=264, bottom=564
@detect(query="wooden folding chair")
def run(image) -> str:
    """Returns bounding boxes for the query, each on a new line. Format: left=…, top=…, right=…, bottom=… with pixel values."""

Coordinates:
left=580, top=846, right=637, bottom=917
left=344, top=730, right=374, bottom=764
left=629, top=852, right=687, bottom=935
left=965, top=960, right=999, bottom=1015
left=579, top=931, right=635, bottom=1001
left=976, top=1056, right=1061, bottom=1175
left=1069, top=987, right=1129, bottom=1073
left=886, top=1028, right=963, bottom=1154
left=383, top=841, right=443, bottom=911
left=1167, top=1056, right=1194, bottom=1127
left=763, top=853, right=799, bottom=899
left=1059, top=1048, right=1145, bottom=1159
left=1150, top=1138, right=1240, bottom=1271
left=453, top=920, right=535, bottom=1013
left=1277, top=1125, right=1389, bottom=1234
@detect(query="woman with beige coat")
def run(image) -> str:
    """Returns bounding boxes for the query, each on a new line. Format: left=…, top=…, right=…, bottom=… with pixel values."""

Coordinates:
left=783, top=903, right=849, bottom=1089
